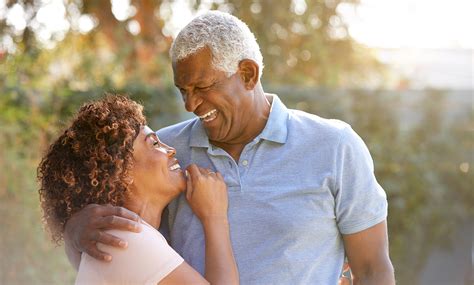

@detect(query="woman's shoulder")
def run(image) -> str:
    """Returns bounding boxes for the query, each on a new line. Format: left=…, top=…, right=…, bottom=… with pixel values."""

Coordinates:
left=102, top=220, right=166, bottom=249
left=75, top=220, right=184, bottom=285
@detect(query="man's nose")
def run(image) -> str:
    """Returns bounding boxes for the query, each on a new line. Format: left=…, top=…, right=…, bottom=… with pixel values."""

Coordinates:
left=182, top=91, right=203, bottom=113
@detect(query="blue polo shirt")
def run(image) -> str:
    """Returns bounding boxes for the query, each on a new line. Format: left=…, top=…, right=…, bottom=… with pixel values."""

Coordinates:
left=157, top=94, right=387, bottom=284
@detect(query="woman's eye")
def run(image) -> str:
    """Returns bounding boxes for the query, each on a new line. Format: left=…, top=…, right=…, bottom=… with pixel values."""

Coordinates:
left=152, top=140, right=159, bottom=146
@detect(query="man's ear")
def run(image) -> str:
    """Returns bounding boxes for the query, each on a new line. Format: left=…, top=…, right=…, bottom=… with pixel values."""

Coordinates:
left=238, top=59, right=259, bottom=90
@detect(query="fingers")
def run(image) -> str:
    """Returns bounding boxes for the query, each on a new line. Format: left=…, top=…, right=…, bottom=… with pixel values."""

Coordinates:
left=95, top=205, right=140, bottom=222
left=83, top=204, right=140, bottom=223
left=339, top=262, right=352, bottom=285
left=82, top=231, right=127, bottom=261
left=187, top=164, right=202, bottom=182
left=199, top=167, right=210, bottom=175
left=343, top=262, right=350, bottom=272
left=201, top=167, right=216, bottom=176
left=110, top=206, right=140, bottom=221
left=97, top=215, right=141, bottom=232
left=95, top=231, right=128, bottom=249
left=83, top=243, right=113, bottom=262
left=186, top=170, right=193, bottom=200
left=338, top=276, right=351, bottom=285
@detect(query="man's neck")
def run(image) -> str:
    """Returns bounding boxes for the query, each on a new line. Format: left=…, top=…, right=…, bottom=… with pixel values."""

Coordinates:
left=210, top=92, right=272, bottom=162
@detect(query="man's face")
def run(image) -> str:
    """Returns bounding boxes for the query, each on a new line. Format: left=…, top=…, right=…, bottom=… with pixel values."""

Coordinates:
left=173, top=47, right=253, bottom=144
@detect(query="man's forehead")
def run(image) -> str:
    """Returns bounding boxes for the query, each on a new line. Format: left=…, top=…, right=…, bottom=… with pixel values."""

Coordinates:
left=173, top=63, right=218, bottom=87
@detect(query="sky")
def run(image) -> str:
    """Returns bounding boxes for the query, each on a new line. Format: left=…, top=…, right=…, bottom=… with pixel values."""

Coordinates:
left=1, top=0, right=473, bottom=50
left=164, top=0, right=474, bottom=49
left=339, top=0, right=474, bottom=49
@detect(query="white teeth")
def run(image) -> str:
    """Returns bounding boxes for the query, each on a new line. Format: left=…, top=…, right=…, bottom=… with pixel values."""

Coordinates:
left=198, top=109, right=217, bottom=120
left=169, top=164, right=181, bottom=171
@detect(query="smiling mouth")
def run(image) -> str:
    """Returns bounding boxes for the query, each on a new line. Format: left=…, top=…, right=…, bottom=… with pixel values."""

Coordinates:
left=169, top=163, right=181, bottom=171
left=198, top=109, right=218, bottom=123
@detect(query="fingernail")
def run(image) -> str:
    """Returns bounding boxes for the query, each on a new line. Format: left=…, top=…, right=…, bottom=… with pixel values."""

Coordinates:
left=119, top=241, right=127, bottom=248
left=104, top=255, right=112, bottom=262
left=185, top=170, right=189, bottom=177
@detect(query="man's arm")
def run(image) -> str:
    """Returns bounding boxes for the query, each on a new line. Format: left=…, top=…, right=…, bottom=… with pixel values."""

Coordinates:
left=63, top=204, right=142, bottom=269
left=342, top=220, right=395, bottom=285
left=64, top=230, right=82, bottom=270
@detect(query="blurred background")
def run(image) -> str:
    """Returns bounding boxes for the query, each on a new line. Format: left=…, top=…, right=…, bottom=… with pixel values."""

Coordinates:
left=0, top=0, right=472, bottom=284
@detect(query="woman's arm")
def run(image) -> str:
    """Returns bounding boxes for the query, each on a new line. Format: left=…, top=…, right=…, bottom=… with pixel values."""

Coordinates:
left=201, top=217, right=239, bottom=285
left=184, top=164, right=240, bottom=285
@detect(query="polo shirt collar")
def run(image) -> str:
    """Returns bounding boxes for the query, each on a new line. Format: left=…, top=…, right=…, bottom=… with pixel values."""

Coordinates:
left=189, top=118, right=210, bottom=148
left=188, top=93, right=289, bottom=147
left=259, top=94, right=289, bottom=144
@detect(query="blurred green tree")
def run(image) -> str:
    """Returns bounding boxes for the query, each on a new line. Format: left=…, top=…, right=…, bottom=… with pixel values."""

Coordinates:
left=1, top=1, right=471, bottom=284
left=185, top=0, right=385, bottom=87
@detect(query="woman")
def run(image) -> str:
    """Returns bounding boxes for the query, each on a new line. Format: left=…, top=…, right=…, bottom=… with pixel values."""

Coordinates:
left=38, top=95, right=239, bottom=284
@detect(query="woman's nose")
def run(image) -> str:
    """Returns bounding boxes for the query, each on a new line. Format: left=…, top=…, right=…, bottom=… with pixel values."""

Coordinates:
left=164, top=144, right=176, bottom=157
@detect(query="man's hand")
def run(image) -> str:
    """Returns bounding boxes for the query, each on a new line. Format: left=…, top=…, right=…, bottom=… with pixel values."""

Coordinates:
left=64, top=204, right=142, bottom=263
left=338, top=262, right=352, bottom=285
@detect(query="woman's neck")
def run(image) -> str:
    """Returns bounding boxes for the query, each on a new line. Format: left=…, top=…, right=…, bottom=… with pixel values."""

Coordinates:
left=124, top=191, right=169, bottom=229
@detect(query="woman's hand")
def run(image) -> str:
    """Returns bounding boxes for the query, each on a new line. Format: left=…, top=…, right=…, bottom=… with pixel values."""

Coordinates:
left=185, top=164, right=238, bottom=285
left=185, top=164, right=228, bottom=223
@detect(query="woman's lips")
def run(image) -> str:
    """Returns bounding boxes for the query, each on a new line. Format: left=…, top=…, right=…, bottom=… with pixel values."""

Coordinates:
left=169, top=163, right=181, bottom=171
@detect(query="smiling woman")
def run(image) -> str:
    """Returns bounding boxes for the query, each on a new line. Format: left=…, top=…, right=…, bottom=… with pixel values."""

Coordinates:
left=37, top=94, right=239, bottom=285
left=38, top=95, right=147, bottom=243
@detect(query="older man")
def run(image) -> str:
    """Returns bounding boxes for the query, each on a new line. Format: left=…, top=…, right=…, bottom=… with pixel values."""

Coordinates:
left=65, top=11, right=394, bottom=284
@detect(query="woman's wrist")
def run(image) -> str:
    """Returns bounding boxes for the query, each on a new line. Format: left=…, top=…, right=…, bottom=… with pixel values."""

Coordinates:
left=200, top=216, right=229, bottom=228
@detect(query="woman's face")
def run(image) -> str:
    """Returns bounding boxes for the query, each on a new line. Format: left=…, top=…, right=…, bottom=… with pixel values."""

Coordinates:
left=130, top=126, right=186, bottom=198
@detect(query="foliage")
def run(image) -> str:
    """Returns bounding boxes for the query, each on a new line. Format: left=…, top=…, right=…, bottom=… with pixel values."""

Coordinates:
left=1, top=1, right=471, bottom=284
left=183, top=0, right=385, bottom=87
left=0, top=48, right=182, bottom=284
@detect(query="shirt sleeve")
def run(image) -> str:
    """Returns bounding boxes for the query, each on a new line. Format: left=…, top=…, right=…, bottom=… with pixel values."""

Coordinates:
left=334, top=126, right=388, bottom=235
left=75, top=223, right=184, bottom=285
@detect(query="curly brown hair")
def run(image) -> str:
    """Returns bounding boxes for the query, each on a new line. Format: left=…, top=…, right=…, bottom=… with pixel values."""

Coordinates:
left=38, top=95, right=146, bottom=244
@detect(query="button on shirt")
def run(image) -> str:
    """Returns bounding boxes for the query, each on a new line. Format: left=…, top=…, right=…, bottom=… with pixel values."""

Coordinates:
left=157, top=94, right=387, bottom=285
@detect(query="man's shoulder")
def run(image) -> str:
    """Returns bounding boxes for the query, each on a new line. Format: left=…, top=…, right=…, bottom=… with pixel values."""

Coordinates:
left=156, top=118, right=198, bottom=144
left=287, top=108, right=351, bottom=139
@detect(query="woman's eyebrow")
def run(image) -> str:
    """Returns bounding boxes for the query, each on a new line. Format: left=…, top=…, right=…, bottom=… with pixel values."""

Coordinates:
left=145, top=132, right=159, bottom=143
left=143, top=126, right=156, bottom=140
left=145, top=132, right=156, bottom=140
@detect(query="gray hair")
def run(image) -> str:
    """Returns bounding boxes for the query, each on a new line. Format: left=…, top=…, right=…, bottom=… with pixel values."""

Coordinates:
left=170, top=11, right=264, bottom=79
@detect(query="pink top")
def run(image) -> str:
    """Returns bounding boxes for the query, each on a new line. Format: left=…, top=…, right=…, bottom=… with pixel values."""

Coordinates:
left=75, top=220, right=184, bottom=285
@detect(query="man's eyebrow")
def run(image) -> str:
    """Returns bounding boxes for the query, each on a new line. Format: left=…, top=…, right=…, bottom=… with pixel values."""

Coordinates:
left=175, top=77, right=214, bottom=88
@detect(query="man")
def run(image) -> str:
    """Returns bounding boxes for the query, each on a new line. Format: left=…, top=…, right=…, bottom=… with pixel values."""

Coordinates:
left=65, top=11, right=395, bottom=284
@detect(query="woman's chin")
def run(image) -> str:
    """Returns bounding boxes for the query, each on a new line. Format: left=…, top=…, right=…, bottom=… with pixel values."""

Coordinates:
left=176, top=170, right=187, bottom=193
